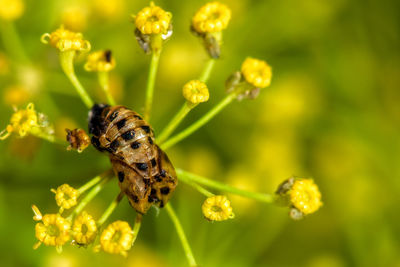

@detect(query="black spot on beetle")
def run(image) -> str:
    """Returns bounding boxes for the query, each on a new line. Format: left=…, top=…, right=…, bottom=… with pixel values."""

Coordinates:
left=160, top=169, right=166, bottom=177
left=121, top=130, right=135, bottom=141
left=137, top=163, right=148, bottom=171
left=118, top=171, right=124, bottom=182
left=160, top=187, right=170, bottom=195
left=151, top=158, right=157, bottom=167
left=131, top=141, right=141, bottom=149
left=116, top=119, right=126, bottom=130
left=159, top=200, right=164, bottom=208
left=154, top=174, right=162, bottom=182
left=132, top=195, right=139, bottom=203
left=151, top=188, right=156, bottom=195
left=110, top=140, right=120, bottom=152
left=134, top=115, right=142, bottom=120
left=148, top=136, right=153, bottom=144
left=109, top=111, right=118, bottom=122
left=141, top=125, right=150, bottom=134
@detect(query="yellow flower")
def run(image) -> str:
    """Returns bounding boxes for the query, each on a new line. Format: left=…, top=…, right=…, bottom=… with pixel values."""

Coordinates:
left=33, top=210, right=71, bottom=251
left=0, top=0, right=24, bottom=21
left=0, top=103, right=38, bottom=140
left=51, top=184, right=79, bottom=213
left=241, top=57, right=272, bottom=88
left=182, top=80, right=210, bottom=104
left=41, top=25, right=91, bottom=52
left=202, top=195, right=234, bottom=221
left=290, top=179, right=322, bottom=215
left=84, top=50, right=116, bottom=72
left=72, top=211, right=97, bottom=245
left=134, top=2, right=172, bottom=35
left=99, top=220, right=133, bottom=257
left=192, top=2, right=231, bottom=34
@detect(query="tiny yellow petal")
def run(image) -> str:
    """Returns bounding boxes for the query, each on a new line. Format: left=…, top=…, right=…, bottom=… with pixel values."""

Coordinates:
left=41, top=25, right=91, bottom=52
left=182, top=80, right=210, bottom=104
left=202, top=195, right=234, bottom=221
left=32, top=205, right=42, bottom=221
left=241, top=57, right=272, bottom=89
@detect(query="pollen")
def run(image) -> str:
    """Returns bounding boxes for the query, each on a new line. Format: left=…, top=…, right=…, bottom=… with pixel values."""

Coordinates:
left=241, top=57, right=272, bottom=89
left=290, top=179, right=322, bottom=215
left=134, top=2, right=172, bottom=35
left=0, top=0, right=25, bottom=21
left=202, top=195, right=234, bottom=221
left=51, top=184, right=79, bottom=213
left=72, top=211, right=97, bottom=245
left=192, top=2, right=231, bottom=34
left=99, top=220, right=134, bottom=257
left=41, top=25, right=91, bottom=52
left=84, top=50, right=116, bottom=72
left=182, top=80, right=210, bottom=104
left=34, top=213, right=71, bottom=249
left=0, top=103, right=38, bottom=140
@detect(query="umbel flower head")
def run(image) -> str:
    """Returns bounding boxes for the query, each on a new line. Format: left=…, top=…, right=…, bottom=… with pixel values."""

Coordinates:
left=84, top=50, right=116, bottom=72
left=275, top=178, right=323, bottom=220
left=0, top=103, right=38, bottom=140
left=134, top=1, right=172, bottom=35
left=182, top=80, right=210, bottom=105
left=0, top=0, right=25, bottom=21
left=99, top=220, right=134, bottom=257
left=192, top=2, right=231, bottom=34
left=41, top=25, right=91, bottom=52
left=202, top=195, right=234, bottom=221
left=32, top=205, right=71, bottom=252
left=72, top=211, right=97, bottom=245
left=51, top=184, right=79, bottom=213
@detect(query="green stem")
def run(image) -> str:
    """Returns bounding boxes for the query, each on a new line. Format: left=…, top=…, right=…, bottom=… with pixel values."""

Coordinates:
left=0, top=21, right=30, bottom=64
left=132, top=214, right=142, bottom=245
left=98, top=71, right=116, bottom=106
left=177, top=168, right=274, bottom=203
left=158, top=102, right=195, bottom=144
left=29, top=127, right=65, bottom=145
left=68, top=175, right=112, bottom=220
left=77, top=170, right=112, bottom=195
left=165, top=203, right=197, bottom=267
left=144, top=51, right=161, bottom=121
left=161, top=92, right=237, bottom=150
left=186, top=179, right=214, bottom=198
left=59, top=50, right=94, bottom=109
left=199, top=58, right=215, bottom=83
left=97, top=191, right=124, bottom=226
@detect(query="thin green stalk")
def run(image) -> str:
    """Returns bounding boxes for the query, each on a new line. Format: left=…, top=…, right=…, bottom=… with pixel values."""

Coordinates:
left=165, top=203, right=197, bottom=267
left=77, top=170, right=112, bottom=195
left=59, top=50, right=94, bottom=109
left=0, top=21, right=30, bottom=63
left=144, top=51, right=161, bottom=120
left=29, top=127, right=65, bottom=145
left=177, top=168, right=274, bottom=203
left=132, top=214, right=142, bottom=245
left=161, top=92, right=237, bottom=150
left=157, top=102, right=195, bottom=143
left=98, top=71, right=116, bottom=105
left=68, top=175, right=112, bottom=220
left=97, top=192, right=124, bottom=226
left=199, top=58, right=215, bottom=83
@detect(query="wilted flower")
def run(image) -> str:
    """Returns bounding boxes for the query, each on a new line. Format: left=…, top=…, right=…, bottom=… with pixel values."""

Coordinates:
left=202, top=195, right=234, bottom=221
left=0, top=103, right=38, bottom=140
left=66, top=128, right=90, bottom=153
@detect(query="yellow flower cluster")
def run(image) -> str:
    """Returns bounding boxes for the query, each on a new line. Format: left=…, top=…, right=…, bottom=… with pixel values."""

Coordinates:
left=72, top=211, right=97, bottom=245
left=202, top=195, right=234, bottom=221
left=192, top=2, right=231, bottom=34
left=51, top=184, right=79, bottom=213
left=33, top=205, right=71, bottom=251
left=84, top=50, right=116, bottom=72
left=241, top=57, right=272, bottom=89
left=182, top=80, right=210, bottom=105
left=41, top=25, right=91, bottom=52
left=99, top=220, right=133, bottom=257
left=0, top=103, right=38, bottom=140
left=135, top=2, right=172, bottom=35
left=290, top=179, right=322, bottom=215
left=0, top=0, right=24, bottom=21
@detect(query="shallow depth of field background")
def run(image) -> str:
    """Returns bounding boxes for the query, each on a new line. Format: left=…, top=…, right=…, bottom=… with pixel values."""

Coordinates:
left=0, top=0, right=399, bottom=266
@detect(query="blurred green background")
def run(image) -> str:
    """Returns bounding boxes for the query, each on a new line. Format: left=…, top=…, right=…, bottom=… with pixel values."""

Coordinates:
left=1, top=0, right=400, bottom=266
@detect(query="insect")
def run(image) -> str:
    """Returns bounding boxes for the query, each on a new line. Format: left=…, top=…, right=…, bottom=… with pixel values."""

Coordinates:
left=88, top=104, right=177, bottom=214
